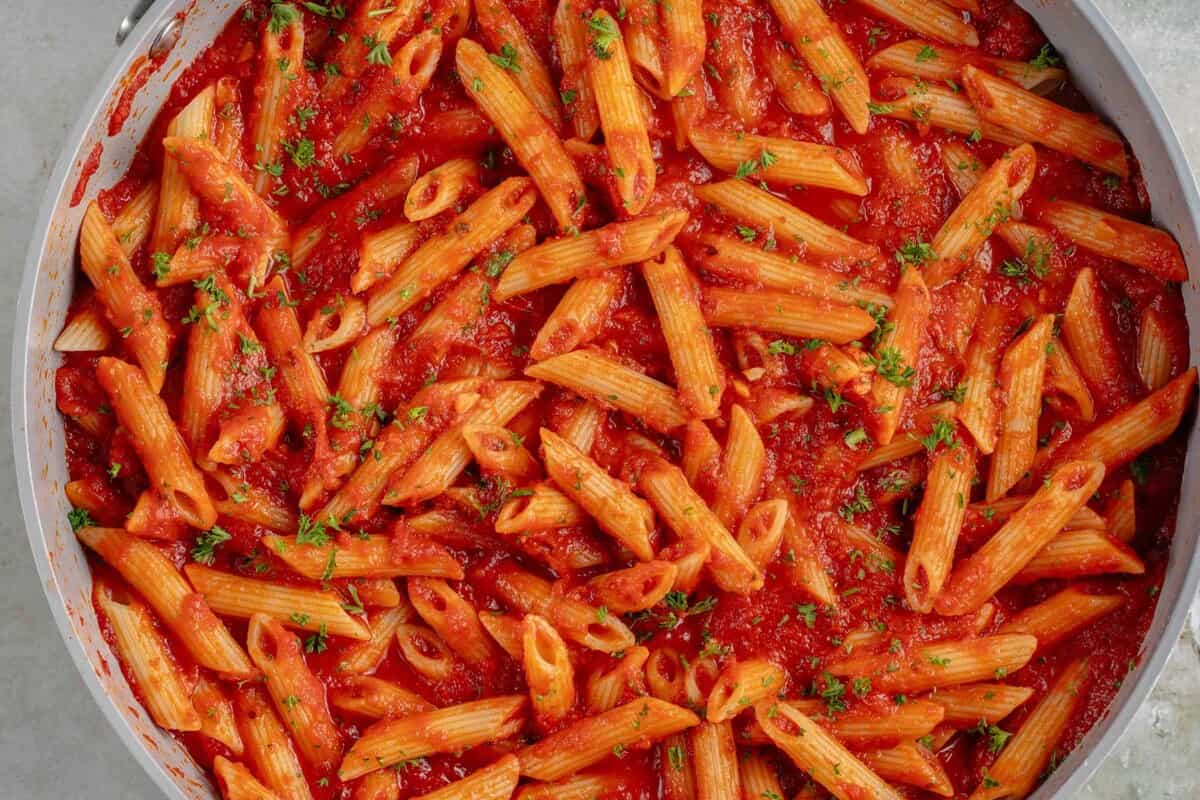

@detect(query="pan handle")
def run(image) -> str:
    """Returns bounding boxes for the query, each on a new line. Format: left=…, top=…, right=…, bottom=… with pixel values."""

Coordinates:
left=115, top=0, right=158, bottom=45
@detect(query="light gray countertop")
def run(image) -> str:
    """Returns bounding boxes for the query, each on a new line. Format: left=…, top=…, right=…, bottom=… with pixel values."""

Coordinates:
left=1, top=1, right=1197, bottom=798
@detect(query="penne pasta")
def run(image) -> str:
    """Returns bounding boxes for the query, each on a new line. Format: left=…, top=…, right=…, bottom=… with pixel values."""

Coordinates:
left=855, top=0, right=978, bottom=46
left=701, top=286, right=877, bottom=344
left=937, top=460, right=1105, bottom=615
left=869, top=268, right=932, bottom=445
left=826, top=634, right=1038, bottom=694
left=496, top=210, right=688, bottom=299
left=997, top=585, right=1124, bottom=648
left=962, top=66, right=1129, bottom=176
left=1039, top=199, right=1188, bottom=281
left=868, top=41, right=1066, bottom=93
left=987, top=314, right=1054, bottom=501
left=458, top=39, right=584, bottom=230
left=411, top=755, right=521, bottom=800
left=518, top=698, right=700, bottom=780
left=689, top=128, right=868, bottom=195
left=531, top=269, right=625, bottom=362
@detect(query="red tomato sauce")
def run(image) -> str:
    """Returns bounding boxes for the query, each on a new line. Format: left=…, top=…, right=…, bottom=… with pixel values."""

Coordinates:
left=60, top=0, right=1193, bottom=798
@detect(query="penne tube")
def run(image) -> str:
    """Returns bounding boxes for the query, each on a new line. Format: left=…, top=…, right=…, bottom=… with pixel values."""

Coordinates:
left=111, top=181, right=158, bottom=257
left=743, top=699, right=944, bottom=748
left=956, top=303, right=1005, bottom=454
left=968, top=659, right=1090, bottom=800
left=250, top=16, right=303, bottom=195
left=736, top=498, right=788, bottom=571
left=997, top=586, right=1124, bottom=649
left=585, top=646, right=649, bottom=712
left=263, top=533, right=462, bottom=581
left=339, top=696, right=527, bottom=780
left=246, top=614, right=343, bottom=772
left=906, top=436, right=976, bottom=612
left=526, top=349, right=688, bottom=434
left=474, top=0, right=562, bottom=127
left=1137, top=306, right=1181, bottom=391
left=779, top=501, right=838, bottom=605
left=1013, top=528, right=1145, bottom=583
left=768, top=0, right=870, bottom=133
left=332, top=31, right=442, bottom=159
left=523, top=613, right=577, bottom=719
left=496, top=210, right=688, bottom=299
left=1107, top=479, right=1137, bottom=542
left=329, top=675, right=434, bottom=720
left=411, top=755, right=521, bottom=800
left=662, top=0, right=704, bottom=96
left=192, top=672, right=243, bottom=754
left=870, top=268, right=931, bottom=445
left=405, top=158, right=479, bottom=222
left=518, top=698, right=700, bottom=780
left=739, top=749, right=785, bottom=800
left=754, top=701, right=901, bottom=800
left=859, top=741, right=954, bottom=797
left=185, top=563, right=370, bottom=640
left=642, top=246, right=726, bottom=418
left=1063, top=266, right=1127, bottom=409
left=688, top=128, right=868, bottom=195
left=367, top=178, right=537, bottom=325
left=940, top=139, right=985, bottom=197
left=292, top=155, right=419, bottom=269
left=706, top=659, right=785, bottom=723
left=153, top=85, right=215, bottom=252
left=710, top=406, right=766, bottom=528
left=1039, top=199, right=1187, bottom=281
left=531, top=269, right=625, bottom=361
left=701, top=286, right=877, bottom=344
left=213, top=76, right=245, bottom=171
left=691, top=721, right=740, bottom=800
left=97, top=358, right=214, bottom=527
left=875, top=77, right=1023, bottom=147
left=826, top=634, right=1038, bottom=694
left=457, top=38, right=585, bottom=230
left=707, top=12, right=766, bottom=127
left=385, top=380, right=542, bottom=505
left=583, top=561, right=677, bottom=613
left=937, top=460, right=1105, bottom=615
left=492, top=561, right=636, bottom=652
left=693, top=180, right=877, bottom=261
left=409, top=577, right=494, bottom=666
left=924, top=144, right=1036, bottom=287
left=96, top=581, right=202, bottom=732
left=1043, top=368, right=1196, bottom=472
left=495, top=482, right=587, bottom=532
left=80, top=206, right=171, bottom=392
left=462, top=423, right=540, bottom=479
left=178, top=274, right=240, bottom=453
left=234, top=686, right=314, bottom=800
left=762, top=43, right=830, bottom=116
left=53, top=306, right=111, bottom=352
left=213, top=756, right=283, bottom=800
left=587, top=10, right=657, bottom=214
left=987, top=314, right=1054, bottom=501
left=855, top=0, right=978, bottom=46
left=962, top=66, right=1129, bottom=176
left=554, top=0, right=601, bottom=140
left=927, top=683, right=1034, bottom=726
left=868, top=41, right=1066, bottom=93
left=395, top=622, right=455, bottom=680
left=337, top=604, right=414, bottom=675
left=478, top=610, right=525, bottom=660
left=303, top=297, right=366, bottom=354
left=638, top=456, right=764, bottom=594
left=354, top=222, right=422, bottom=294
left=622, top=0, right=667, bottom=98
left=695, top=233, right=892, bottom=308
left=542, top=427, right=656, bottom=559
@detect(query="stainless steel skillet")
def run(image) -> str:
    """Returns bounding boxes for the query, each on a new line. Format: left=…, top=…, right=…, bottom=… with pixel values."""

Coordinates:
left=12, top=1, right=1200, bottom=797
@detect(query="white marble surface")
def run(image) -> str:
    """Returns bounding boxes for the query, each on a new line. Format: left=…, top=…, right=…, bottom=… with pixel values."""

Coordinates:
left=1, top=1, right=1197, bottom=797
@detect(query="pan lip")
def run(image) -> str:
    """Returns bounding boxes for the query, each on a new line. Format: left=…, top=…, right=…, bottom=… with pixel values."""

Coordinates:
left=12, top=2, right=1200, bottom=800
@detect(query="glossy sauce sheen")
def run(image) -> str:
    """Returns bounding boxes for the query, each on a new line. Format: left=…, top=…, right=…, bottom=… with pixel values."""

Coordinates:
left=57, top=0, right=1192, bottom=798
